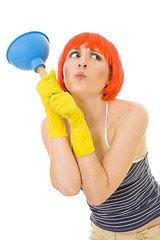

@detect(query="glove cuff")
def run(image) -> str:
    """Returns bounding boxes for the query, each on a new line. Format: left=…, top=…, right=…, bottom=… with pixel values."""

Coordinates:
left=71, top=118, right=95, bottom=157
left=46, top=112, right=68, bottom=138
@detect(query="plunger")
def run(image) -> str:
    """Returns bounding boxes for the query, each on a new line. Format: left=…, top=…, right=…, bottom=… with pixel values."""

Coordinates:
left=6, top=31, right=50, bottom=77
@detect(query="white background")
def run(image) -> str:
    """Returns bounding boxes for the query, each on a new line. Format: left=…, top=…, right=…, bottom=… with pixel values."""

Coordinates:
left=1, top=0, right=160, bottom=239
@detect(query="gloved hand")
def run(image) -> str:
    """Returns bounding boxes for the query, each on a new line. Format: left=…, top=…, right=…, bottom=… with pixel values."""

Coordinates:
left=37, top=69, right=63, bottom=99
left=50, top=92, right=95, bottom=157
left=36, top=70, right=68, bottom=138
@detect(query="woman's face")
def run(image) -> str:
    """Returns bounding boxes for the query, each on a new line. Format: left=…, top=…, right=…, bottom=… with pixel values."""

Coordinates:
left=63, top=44, right=110, bottom=95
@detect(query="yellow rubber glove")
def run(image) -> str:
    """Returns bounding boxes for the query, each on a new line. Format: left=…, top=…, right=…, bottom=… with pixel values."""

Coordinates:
left=36, top=70, right=68, bottom=138
left=50, top=92, right=95, bottom=157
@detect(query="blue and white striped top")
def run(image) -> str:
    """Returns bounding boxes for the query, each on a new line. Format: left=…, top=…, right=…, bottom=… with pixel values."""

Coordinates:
left=88, top=152, right=160, bottom=232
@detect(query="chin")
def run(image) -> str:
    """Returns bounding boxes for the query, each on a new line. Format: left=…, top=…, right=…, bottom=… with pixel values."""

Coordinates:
left=65, top=85, right=88, bottom=93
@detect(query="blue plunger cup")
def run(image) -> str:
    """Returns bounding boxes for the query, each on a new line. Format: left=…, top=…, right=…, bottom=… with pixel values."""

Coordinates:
left=6, top=31, right=50, bottom=77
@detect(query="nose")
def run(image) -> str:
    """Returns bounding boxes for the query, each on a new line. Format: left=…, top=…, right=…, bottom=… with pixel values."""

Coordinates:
left=78, top=51, right=88, bottom=68
left=78, top=63, right=87, bottom=68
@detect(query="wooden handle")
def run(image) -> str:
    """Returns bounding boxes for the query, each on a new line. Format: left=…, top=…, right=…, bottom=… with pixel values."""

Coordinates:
left=36, top=66, right=48, bottom=77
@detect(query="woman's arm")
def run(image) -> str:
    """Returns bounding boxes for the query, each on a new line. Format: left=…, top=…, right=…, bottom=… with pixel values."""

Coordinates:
left=41, top=118, right=82, bottom=196
left=76, top=103, right=149, bottom=205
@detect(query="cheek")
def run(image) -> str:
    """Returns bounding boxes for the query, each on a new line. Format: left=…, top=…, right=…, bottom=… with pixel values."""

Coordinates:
left=63, top=64, right=73, bottom=90
left=63, top=64, right=69, bottom=79
left=63, top=65, right=71, bottom=88
left=63, top=61, right=75, bottom=80
left=97, top=65, right=109, bottom=81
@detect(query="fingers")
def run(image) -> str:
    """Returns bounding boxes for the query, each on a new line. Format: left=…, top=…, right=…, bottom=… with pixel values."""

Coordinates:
left=50, top=93, right=67, bottom=109
left=50, top=92, right=70, bottom=104
left=37, top=76, right=63, bottom=98
left=50, top=69, right=57, bottom=79
left=50, top=93, right=71, bottom=117
left=40, top=69, right=56, bottom=82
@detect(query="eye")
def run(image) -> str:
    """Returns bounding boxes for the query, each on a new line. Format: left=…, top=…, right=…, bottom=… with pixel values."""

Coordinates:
left=90, top=53, right=102, bottom=61
left=69, top=51, right=80, bottom=58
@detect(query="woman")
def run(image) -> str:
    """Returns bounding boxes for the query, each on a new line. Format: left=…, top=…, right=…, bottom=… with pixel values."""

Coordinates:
left=37, top=32, right=160, bottom=239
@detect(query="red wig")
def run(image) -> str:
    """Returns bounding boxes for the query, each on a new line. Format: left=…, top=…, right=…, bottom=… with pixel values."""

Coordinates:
left=58, top=32, right=124, bottom=100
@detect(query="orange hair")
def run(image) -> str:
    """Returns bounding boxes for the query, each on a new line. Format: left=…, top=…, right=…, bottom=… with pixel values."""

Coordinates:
left=58, top=32, right=124, bottom=100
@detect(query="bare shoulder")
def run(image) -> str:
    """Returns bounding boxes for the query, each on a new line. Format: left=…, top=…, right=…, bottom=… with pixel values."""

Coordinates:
left=110, top=99, right=149, bottom=125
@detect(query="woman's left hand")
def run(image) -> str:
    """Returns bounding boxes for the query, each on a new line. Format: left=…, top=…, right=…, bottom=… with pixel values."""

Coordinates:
left=50, top=92, right=83, bottom=129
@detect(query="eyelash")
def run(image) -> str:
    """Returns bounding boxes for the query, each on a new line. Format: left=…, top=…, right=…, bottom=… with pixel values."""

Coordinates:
left=90, top=53, right=102, bottom=61
left=69, top=51, right=80, bottom=58
left=69, top=51, right=102, bottom=61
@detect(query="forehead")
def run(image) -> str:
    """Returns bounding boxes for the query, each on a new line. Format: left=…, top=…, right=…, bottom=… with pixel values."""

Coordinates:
left=68, top=45, right=102, bottom=54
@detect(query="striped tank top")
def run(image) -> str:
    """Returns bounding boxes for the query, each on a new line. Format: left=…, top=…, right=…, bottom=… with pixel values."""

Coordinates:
left=86, top=102, right=160, bottom=232
left=88, top=152, right=160, bottom=232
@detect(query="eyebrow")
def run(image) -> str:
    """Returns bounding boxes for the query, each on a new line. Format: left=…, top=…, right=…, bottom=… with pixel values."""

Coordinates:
left=68, top=47, right=80, bottom=52
left=90, top=49, right=104, bottom=58
left=69, top=48, right=101, bottom=55
left=90, top=49, right=100, bottom=54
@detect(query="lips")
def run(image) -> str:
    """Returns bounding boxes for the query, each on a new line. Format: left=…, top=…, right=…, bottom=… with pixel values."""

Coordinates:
left=74, top=72, right=86, bottom=80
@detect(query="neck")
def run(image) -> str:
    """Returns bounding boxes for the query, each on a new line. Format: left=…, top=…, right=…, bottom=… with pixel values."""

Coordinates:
left=71, top=92, right=106, bottom=129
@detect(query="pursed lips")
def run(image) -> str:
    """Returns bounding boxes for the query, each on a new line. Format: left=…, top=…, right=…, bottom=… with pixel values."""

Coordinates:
left=74, top=72, right=86, bottom=80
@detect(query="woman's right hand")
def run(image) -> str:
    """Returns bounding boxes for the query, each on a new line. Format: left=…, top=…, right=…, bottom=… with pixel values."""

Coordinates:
left=36, top=69, right=64, bottom=102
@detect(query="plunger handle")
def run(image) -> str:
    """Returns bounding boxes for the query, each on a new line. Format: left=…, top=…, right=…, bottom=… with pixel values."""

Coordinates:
left=36, top=66, right=48, bottom=77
